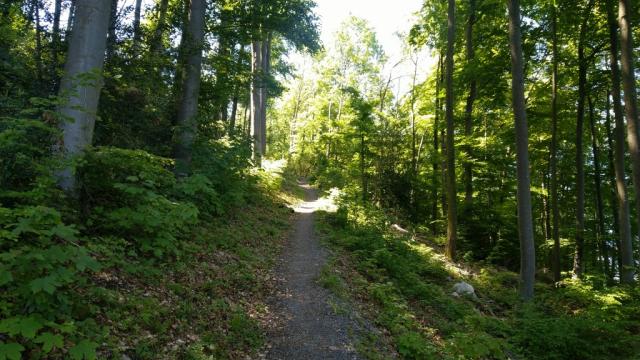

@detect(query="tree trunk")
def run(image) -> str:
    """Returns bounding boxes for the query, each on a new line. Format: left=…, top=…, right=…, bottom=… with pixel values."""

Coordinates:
left=173, top=0, right=206, bottom=175
left=550, top=1, right=562, bottom=283
left=229, top=94, right=238, bottom=133
left=57, top=0, right=112, bottom=191
left=251, top=40, right=263, bottom=163
left=65, top=0, right=77, bottom=36
left=361, top=131, right=366, bottom=201
left=508, top=0, right=536, bottom=300
left=132, top=0, right=143, bottom=53
left=588, top=95, right=608, bottom=277
left=432, top=55, right=442, bottom=236
left=149, top=0, right=169, bottom=56
left=607, top=0, right=633, bottom=284
left=32, top=0, right=44, bottom=89
left=50, top=0, right=62, bottom=91
left=573, top=0, right=594, bottom=278
left=542, top=171, right=551, bottom=242
left=445, top=0, right=457, bottom=260
left=618, top=0, right=638, bottom=284
left=106, top=0, right=118, bottom=62
left=410, top=54, right=419, bottom=218
left=463, top=0, right=476, bottom=208
left=605, top=91, right=620, bottom=281
left=260, top=33, right=272, bottom=156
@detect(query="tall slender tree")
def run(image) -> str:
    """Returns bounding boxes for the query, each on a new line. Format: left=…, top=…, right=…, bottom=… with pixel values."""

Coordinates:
left=57, top=0, right=112, bottom=191
left=50, top=0, right=62, bottom=91
left=174, top=0, right=206, bottom=175
left=573, top=0, right=594, bottom=278
left=507, top=0, right=535, bottom=300
left=550, top=0, right=561, bottom=282
left=132, top=0, right=143, bottom=53
left=617, top=0, right=637, bottom=284
left=463, top=0, right=476, bottom=208
left=251, top=40, right=264, bottom=162
left=606, top=0, right=632, bottom=283
left=431, top=55, right=442, bottom=235
left=445, top=0, right=457, bottom=260
left=588, top=95, right=608, bottom=277
left=604, top=91, right=622, bottom=279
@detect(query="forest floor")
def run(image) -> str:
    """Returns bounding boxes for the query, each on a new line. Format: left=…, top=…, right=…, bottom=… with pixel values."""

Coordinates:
left=262, top=183, right=367, bottom=359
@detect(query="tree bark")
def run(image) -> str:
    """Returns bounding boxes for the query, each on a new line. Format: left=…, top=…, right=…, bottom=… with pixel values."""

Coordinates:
left=445, top=0, right=458, bottom=260
left=57, top=0, right=112, bottom=191
left=105, top=0, right=118, bottom=62
left=432, top=55, right=442, bottom=236
left=618, top=0, right=638, bottom=284
left=604, top=91, right=621, bottom=281
left=32, top=0, right=44, bottom=89
left=607, top=0, right=633, bottom=284
left=149, top=0, right=169, bottom=56
left=508, top=0, right=536, bottom=300
left=174, top=0, right=206, bottom=175
left=132, top=0, right=143, bottom=53
left=260, top=32, right=272, bottom=156
left=550, top=1, right=562, bottom=283
left=573, top=0, right=594, bottom=278
left=588, top=95, right=608, bottom=278
left=65, top=0, right=77, bottom=36
left=50, top=0, right=62, bottom=91
left=251, top=40, right=263, bottom=163
left=463, top=0, right=476, bottom=208
left=229, top=94, right=238, bottom=133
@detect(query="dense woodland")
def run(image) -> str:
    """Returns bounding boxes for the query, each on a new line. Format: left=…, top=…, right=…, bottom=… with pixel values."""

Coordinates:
left=1, top=0, right=640, bottom=358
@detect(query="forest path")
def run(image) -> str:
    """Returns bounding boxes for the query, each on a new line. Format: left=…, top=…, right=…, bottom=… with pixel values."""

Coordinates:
left=264, top=183, right=362, bottom=360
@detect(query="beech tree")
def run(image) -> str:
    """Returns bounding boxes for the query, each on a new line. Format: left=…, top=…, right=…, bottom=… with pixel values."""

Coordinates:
left=57, top=0, right=112, bottom=191
left=617, top=0, right=637, bottom=284
left=444, top=0, right=457, bottom=260
left=507, top=0, right=535, bottom=300
left=174, top=0, right=206, bottom=175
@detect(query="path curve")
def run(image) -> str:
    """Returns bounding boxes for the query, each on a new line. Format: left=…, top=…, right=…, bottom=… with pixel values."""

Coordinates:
left=265, top=184, right=361, bottom=360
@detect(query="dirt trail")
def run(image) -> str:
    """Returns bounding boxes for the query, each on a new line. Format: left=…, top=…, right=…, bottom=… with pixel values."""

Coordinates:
left=265, top=184, right=361, bottom=360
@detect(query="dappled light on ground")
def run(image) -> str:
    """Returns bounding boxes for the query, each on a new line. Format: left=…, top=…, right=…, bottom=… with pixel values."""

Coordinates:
left=293, top=186, right=340, bottom=213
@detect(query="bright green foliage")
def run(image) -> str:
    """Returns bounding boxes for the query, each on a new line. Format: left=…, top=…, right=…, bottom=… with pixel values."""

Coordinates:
left=0, top=342, right=24, bottom=360
left=68, top=339, right=97, bottom=360
left=0, top=205, right=101, bottom=358
left=319, top=200, right=640, bottom=359
left=77, top=148, right=199, bottom=258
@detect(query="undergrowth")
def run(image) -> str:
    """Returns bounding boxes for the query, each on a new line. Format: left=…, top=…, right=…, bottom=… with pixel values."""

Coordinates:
left=0, top=116, right=298, bottom=359
left=317, top=200, right=640, bottom=360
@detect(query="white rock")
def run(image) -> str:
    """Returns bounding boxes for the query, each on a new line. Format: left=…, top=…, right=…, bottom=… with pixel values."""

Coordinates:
left=391, top=224, right=409, bottom=234
left=452, top=281, right=476, bottom=298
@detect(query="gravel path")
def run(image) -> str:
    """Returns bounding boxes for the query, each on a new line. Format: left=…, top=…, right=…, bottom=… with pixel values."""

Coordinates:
left=265, top=184, right=361, bottom=360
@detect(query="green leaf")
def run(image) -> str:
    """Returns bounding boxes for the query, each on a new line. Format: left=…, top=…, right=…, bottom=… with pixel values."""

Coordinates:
left=18, top=317, right=43, bottom=339
left=69, top=340, right=97, bottom=360
left=34, top=332, right=64, bottom=353
left=0, top=269, right=13, bottom=286
left=0, top=317, right=43, bottom=339
left=0, top=318, right=21, bottom=336
left=74, top=252, right=101, bottom=272
left=0, top=342, right=25, bottom=360
left=29, top=275, right=60, bottom=294
left=50, top=224, right=78, bottom=241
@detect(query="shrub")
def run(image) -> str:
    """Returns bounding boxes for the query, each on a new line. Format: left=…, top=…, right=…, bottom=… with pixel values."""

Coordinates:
left=0, top=206, right=101, bottom=359
left=77, top=148, right=198, bottom=258
left=0, top=118, right=60, bottom=206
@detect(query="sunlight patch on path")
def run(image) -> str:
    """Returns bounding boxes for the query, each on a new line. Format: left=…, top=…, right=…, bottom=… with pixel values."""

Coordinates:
left=293, top=186, right=340, bottom=213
